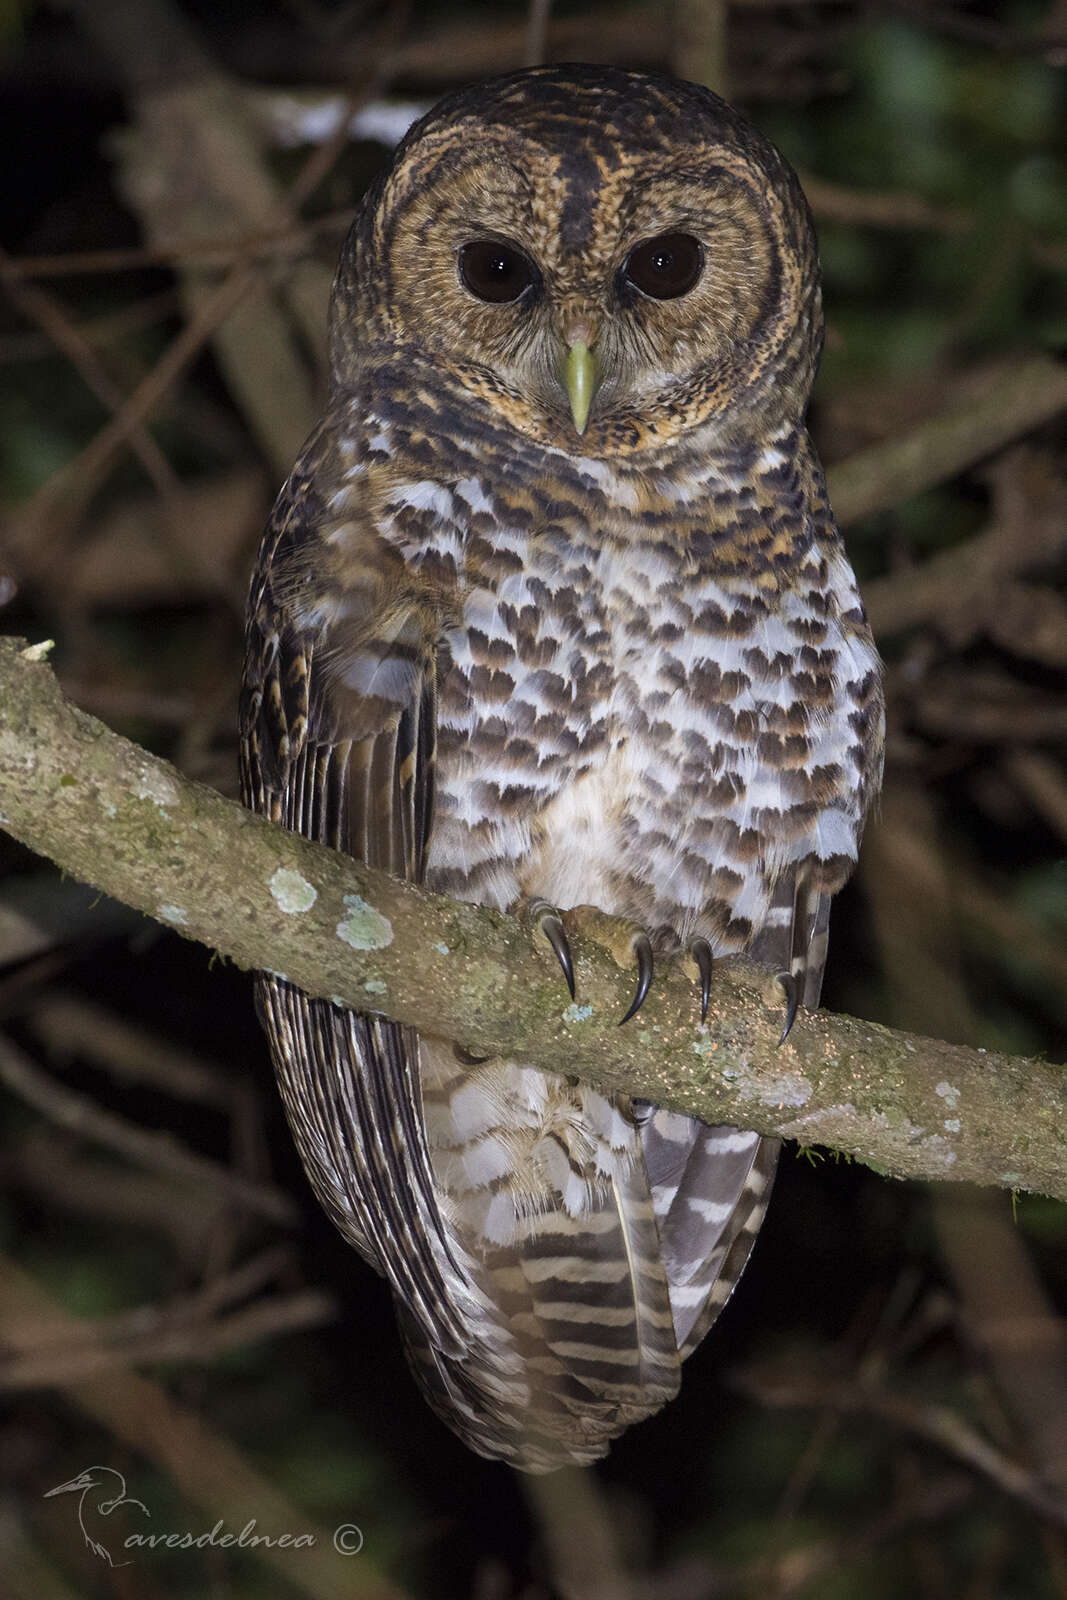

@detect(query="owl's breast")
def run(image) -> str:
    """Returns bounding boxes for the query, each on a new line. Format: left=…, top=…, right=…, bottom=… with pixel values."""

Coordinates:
left=512, top=536, right=878, bottom=945
left=423, top=504, right=615, bottom=910
left=577, top=550, right=880, bottom=943
left=378, top=463, right=879, bottom=944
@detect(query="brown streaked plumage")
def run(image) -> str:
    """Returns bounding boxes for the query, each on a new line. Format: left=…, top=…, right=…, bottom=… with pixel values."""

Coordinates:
left=241, top=64, right=884, bottom=1470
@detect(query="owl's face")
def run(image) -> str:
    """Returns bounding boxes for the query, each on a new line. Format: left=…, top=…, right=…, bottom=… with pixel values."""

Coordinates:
left=332, top=67, right=821, bottom=457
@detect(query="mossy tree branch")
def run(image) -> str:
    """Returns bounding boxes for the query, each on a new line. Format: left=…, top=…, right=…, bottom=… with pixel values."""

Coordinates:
left=0, top=635, right=1062, bottom=1201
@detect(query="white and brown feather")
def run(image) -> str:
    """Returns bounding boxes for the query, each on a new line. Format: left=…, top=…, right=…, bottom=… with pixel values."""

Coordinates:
left=241, top=65, right=884, bottom=1470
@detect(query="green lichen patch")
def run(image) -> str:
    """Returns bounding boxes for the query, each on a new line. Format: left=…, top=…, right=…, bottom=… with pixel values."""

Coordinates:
left=20, top=639, right=55, bottom=662
left=269, top=866, right=318, bottom=914
left=563, top=1002, right=593, bottom=1024
left=336, top=893, right=393, bottom=950
left=135, top=769, right=181, bottom=811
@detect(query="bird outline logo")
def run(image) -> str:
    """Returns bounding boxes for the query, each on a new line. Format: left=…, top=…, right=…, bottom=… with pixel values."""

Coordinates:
left=44, top=1464, right=150, bottom=1566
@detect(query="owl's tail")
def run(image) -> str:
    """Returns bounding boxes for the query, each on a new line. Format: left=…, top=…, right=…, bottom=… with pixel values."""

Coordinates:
left=408, top=1044, right=681, bottom=1470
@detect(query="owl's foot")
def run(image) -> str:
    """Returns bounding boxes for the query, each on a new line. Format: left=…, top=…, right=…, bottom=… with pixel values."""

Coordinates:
left=527, top=904, right=706, bottom=1029
left=531, top=904, right=657, bottom=1025
left=619, top=931, right=654, bottom=1025
left=563, top=908, right=655, bottom=1024
left=774, top=971, right=800, bottom=1045
left=689, top=937, right=713, bottom=1024
left=527, top=898, right=575, bottom=999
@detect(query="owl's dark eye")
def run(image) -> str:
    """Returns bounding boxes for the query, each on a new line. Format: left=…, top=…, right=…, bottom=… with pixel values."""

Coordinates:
left=459, top=239, right=539, bottom=304
left=621, top=233, right=704, bottom=300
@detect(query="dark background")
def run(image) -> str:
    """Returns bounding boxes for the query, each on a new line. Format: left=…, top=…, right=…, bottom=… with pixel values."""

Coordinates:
left=1, top=2, right=1066, bottom=1596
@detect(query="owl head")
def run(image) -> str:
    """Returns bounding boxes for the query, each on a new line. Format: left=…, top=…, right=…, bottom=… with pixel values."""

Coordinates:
left=330, top=65, right=822, bottom=458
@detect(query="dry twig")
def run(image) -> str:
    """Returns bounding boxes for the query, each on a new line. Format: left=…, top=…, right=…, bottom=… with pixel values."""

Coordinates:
left=2, top=1253, right=405, bottom=1600
left=734, top=1365, right=1067, bottom=1533
left=0, top=1288, right=336, bottom=1391
left=0, top=1030, right=296, bottom=1224
left=828, top=356, right=1067, bottom=526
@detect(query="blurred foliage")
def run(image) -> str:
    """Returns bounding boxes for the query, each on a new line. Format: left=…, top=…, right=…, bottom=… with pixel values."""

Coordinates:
left=1, top=2, right=1066, bottom=1597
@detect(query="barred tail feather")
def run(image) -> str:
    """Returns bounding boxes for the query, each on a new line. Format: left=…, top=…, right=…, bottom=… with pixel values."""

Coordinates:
left=672, top=1135, right=778, bottom=1361
left=411, top=1043, right=680, bottom=1470
left=639, top=1110, right=778, bottom=1356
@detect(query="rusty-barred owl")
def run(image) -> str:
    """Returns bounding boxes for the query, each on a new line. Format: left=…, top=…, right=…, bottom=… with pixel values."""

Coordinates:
left=241, top=64, right=884, bottom=1470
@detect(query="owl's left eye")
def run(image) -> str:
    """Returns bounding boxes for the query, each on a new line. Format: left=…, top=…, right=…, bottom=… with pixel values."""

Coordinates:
left=458, top=240, right=539, bottom=304
left=621, top=233, right=704, bottom=300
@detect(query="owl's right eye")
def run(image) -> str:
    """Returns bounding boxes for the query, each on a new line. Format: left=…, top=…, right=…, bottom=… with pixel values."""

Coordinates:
left=458, top=240, right=539, bottom=304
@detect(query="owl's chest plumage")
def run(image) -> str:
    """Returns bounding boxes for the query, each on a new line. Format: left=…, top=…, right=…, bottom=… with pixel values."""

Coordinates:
left=374, top=438, right=878, bottom=951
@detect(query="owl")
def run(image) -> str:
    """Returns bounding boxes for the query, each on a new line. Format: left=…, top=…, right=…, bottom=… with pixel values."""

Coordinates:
left=241, top=65, right=884, bottom=1471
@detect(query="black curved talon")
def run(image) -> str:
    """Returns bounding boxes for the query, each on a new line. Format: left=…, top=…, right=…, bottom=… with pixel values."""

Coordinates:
left=691, top=937, right=713, bottom=1024
left=532, top=901, right=575, bottom=999
left=777, top=972, right=799, bottom=1045
left=619, top=932, right=654, bottom=1025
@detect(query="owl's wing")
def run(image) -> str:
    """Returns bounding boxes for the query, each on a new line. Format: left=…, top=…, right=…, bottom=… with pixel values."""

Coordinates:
left=240, top=454, right=436, bottom=875
left=751, top=862, right=832, bottom=1010
left=240, top=446, right=469, bottom=1358
left=642, top=438, right=886, bottom=1359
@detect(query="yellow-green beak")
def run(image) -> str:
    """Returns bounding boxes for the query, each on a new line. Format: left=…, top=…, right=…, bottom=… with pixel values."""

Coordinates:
left=565, top=341, right=597, bottom=436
